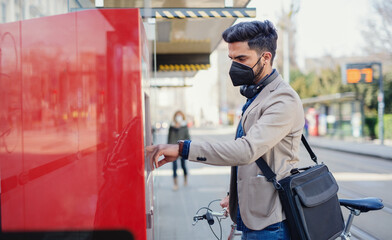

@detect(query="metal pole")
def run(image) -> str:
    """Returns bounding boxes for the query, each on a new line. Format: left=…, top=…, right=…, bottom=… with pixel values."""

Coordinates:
left=339, top=102, right=343, bottom=139
left=361, top=98, right=365, bottom=138
left=377, top=62, right=384, bottom=145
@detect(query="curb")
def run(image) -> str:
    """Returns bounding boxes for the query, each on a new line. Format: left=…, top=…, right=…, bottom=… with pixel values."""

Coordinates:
left=307, top=139, right=392, bottom=161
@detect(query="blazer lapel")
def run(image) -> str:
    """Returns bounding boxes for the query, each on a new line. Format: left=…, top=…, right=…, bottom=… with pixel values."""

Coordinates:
left=241, top=74, right=284, bottom=131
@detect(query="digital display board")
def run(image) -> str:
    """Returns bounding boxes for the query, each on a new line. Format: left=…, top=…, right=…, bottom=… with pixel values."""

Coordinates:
left=344, top=63, right=374, bottom=84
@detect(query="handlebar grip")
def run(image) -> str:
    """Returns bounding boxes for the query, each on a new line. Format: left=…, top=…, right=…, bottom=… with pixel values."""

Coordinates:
left=206, top=211, right=214, bottom=225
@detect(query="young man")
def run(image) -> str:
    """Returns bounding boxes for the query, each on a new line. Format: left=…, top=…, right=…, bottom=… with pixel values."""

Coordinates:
left=146, top=20, right=304, bottom=239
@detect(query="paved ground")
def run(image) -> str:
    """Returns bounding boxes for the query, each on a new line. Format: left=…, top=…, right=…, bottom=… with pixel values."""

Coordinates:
left=152, top=126, right=392, bottom=239
left=153, top=126, right=236, bottom=240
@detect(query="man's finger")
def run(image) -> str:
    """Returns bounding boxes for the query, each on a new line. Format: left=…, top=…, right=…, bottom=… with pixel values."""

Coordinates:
left=154, top=151, right=160, bottom=169
left=157, top=156, right=177, bottom=168
left=146, top=144, right=179, bottom=169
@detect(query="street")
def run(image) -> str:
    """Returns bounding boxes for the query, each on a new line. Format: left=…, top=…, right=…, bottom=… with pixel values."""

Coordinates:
left=306, top=148, right=392, bottom=240
left=153, top=126, right=392, bottom=240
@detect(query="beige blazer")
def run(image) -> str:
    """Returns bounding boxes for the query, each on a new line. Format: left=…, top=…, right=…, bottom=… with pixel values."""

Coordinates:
left=188, top=73, right=304, bottom=230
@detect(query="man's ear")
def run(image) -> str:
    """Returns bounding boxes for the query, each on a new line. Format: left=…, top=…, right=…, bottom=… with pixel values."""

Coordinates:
left=263, top=52, right=273, bottom=65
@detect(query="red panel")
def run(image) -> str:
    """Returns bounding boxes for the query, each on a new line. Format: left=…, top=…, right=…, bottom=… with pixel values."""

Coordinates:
left=0, top=9, right=148, bottom=240
left=21, top=12, right=81, bottom=230
left=0, top=20, right=23, bottom=231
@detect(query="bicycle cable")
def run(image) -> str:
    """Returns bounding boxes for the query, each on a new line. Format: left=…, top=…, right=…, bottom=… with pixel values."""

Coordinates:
left=194, top=199, right=224, bottom=240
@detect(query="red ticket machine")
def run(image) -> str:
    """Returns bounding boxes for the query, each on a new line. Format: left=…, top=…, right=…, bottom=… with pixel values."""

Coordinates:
left=0, top=9, right=153, bottom=239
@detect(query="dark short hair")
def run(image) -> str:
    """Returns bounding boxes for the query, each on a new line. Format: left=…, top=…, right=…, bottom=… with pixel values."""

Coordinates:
left=222, top=20, right=278, bottom=64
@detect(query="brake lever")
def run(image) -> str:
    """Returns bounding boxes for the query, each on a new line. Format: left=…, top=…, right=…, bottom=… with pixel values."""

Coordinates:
left=222, top=207, right=228, bottom=218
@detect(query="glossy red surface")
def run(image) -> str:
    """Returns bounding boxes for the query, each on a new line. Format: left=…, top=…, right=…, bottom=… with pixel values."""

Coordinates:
left=0, top=9, right=151, bottom=240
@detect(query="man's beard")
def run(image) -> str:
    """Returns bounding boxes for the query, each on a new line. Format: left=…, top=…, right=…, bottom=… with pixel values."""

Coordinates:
left=253, top=61, right=265, bottom=84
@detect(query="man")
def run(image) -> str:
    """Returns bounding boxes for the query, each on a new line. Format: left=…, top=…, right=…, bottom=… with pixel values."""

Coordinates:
left=146, top=20, right=304, bottom=240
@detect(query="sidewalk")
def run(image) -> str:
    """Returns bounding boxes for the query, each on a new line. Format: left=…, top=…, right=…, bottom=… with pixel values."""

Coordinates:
left=307, top=136, right=392, bottom=160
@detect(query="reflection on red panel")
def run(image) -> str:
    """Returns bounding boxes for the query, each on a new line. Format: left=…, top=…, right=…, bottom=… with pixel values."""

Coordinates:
left=0, top=9, right=151, bottom=240
left=0, top=20, right=23, bottom=230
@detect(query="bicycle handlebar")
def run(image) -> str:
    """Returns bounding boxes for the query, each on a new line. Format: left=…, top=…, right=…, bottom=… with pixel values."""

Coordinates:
left=192, top=208, right=228, bottom=226
left=192, top=200, right=230, bottom=240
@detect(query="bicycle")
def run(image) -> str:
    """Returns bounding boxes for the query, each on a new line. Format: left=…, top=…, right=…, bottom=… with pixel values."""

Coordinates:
left=0, top=115, right=19, bottom=154
left=0, top=127, right=16, bottom=153
left=192, top=199, right=240, bottom=240
left=0, top=73, right=20, bottom=154
left=192, top=197, right=384, bottom=240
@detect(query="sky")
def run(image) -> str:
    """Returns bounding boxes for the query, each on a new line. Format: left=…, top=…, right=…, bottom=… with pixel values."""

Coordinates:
left=244, top=0, right=373, bottom=69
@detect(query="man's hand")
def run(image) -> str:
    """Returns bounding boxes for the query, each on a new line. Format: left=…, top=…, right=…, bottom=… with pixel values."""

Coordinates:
left=220, top=195, right=230, bottom=217
left=145, top=144, right=180, bottom=170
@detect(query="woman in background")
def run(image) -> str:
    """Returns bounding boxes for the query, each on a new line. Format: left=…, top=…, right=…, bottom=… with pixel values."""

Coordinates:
left=167, top=110, right=190, bottom=191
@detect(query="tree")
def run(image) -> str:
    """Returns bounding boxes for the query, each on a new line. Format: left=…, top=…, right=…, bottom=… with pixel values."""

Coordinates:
left=291, top=67, right=344, bottom=98
left=362, top=0, right=392, bottom=57
left=360, top=0, right=392, bottom=114
left=290, top=70, right=310, bottom=98
left=276, top=0, right=300, bottom=75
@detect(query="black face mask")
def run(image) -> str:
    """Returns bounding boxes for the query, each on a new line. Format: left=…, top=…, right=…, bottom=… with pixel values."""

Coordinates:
left=229, top=55, right=264, bottom=86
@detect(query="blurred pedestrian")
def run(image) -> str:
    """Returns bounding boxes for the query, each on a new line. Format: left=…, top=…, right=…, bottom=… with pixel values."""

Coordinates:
left=304, top=117, right=309, bottom=137
left=167, top=110, right=190, bottom=191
